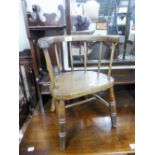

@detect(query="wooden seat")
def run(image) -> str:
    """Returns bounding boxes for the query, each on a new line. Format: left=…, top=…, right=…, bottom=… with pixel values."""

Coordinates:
left=53, top=71, right=114, bottom=100
left=38, top=34, right=119, bottom=150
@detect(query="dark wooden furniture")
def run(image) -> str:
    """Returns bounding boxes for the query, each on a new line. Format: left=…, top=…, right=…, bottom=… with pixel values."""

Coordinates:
left=19, top=49, right=38, bottom=128
left=21, top=0, right=67, bottom=111
left=38, top=34, right=119, bottom=150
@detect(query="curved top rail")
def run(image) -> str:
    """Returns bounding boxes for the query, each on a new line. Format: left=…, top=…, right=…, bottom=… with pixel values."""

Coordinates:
left=38, top=34, right=119, bottom=48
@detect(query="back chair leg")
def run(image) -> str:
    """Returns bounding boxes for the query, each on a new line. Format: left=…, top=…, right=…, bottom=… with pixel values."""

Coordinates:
left=51, top=97, right=56, bottom=112
left=55, top=99, right=59, bottom=114
left=58, top=100, right=66, bottom=150
left=109, top=87, right=117, bottom=128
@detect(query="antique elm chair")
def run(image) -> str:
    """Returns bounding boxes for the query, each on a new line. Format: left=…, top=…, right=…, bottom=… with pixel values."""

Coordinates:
left=38, top=35, right=119, bottom=150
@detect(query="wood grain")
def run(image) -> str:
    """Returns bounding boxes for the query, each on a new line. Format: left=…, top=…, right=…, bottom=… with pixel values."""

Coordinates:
left=52, top=71, right=114, bottom=100
left=38, top=34, right=119, bottom=48
left=19, top=85, right=135, bottom=155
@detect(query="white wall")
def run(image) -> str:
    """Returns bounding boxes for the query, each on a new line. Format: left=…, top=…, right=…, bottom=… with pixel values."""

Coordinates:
left=19, top=0, right=30, bottom=52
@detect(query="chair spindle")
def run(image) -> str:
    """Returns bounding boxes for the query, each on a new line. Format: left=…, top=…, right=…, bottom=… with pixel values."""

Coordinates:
left=98, top=42, right=103, bottom=74
left=54, top=43, right=62, bottom=72
left=108, top=43, right=117, bottom=76
left=84, top=42, right=87, bottom=71
left=43, top=48, right=55, bottom=89
left=69, top=42, right=74, bottom=71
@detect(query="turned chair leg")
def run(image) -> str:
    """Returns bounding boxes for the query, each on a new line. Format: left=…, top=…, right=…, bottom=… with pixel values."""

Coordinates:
left=51, top=97, right=56, bottom=112
left=109, top=87, right=117, bottom=128
left=58, top=100, right=66, bottom=150
left=55, top=99, right=59, bottom=114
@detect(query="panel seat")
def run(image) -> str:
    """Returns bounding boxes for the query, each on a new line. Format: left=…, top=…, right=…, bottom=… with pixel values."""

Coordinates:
left=53, top=71, right=114, bottom=100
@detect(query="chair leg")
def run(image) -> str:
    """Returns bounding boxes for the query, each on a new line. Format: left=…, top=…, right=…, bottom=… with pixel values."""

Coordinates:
left=38, top=86, right=44, bottom=113
left=109, top=87, right=117, bottom=128
left=55, top=99, right=59, bottom=114
left=51, top=97, right=56, bottom=112
left=58, top=100, right=66, bottom=150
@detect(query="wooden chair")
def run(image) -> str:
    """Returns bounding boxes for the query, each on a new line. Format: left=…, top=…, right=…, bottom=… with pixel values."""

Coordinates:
left=38, top=35, right=119, bottom=150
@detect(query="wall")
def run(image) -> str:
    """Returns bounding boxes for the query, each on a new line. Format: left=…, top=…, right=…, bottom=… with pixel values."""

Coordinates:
left=19, top=0, right=30, bottom=52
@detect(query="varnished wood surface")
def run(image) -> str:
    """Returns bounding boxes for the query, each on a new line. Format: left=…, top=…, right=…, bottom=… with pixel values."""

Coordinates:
left=53, top=71, right=114, bottom=100
left=38, top=35, right=119, bottom=49
left=19, top=85, right=135, bottom=155
left=39, top=70, right=135, bottom=95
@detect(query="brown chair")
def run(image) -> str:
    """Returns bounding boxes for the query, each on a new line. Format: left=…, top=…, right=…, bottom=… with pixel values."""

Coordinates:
left=38, top=35, right=119, bottom=150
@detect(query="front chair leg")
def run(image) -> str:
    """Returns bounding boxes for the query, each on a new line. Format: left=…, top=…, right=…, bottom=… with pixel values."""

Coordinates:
left=109, top=87, right=117, bottom=128
left=58, top=100, right=66, bottom=150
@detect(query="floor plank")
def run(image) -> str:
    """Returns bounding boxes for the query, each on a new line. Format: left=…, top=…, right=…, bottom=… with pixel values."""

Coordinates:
left=20, top=85, right=135, bottom=155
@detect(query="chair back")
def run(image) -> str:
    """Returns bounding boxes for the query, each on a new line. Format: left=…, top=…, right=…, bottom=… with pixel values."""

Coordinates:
left=38, top=35, right=119, bottom=89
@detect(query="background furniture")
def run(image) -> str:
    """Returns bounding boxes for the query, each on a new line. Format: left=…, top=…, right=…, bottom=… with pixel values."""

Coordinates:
left=67, top=0, right=135, bottom=80
left=19, top=49, right=38, bottom=128
left=38, top=34, right=119, bottom=150
left=21, top=0, right=66, bottom=111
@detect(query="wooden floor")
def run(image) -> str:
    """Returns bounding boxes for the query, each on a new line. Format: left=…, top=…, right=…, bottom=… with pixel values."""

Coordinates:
left=19, top=85, right=135, bottom=155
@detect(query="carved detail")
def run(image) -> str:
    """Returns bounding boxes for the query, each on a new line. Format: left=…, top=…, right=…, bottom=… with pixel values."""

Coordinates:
left=27, top=4, right=65, bottom=26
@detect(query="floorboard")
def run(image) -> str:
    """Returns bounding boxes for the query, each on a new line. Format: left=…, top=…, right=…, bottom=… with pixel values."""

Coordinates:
left=20, top=85, right=135, bottom=155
